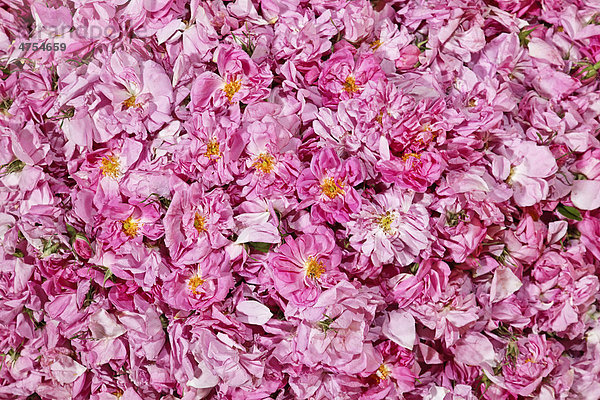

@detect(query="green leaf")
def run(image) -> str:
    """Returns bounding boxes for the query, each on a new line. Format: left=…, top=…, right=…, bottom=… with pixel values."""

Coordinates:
left=82, top=284, right=96, bottom=309
left=557, top=204, right=582, bottom=221
left=41, top=238, right=61, bottom=258
left=247, top=242, right=272, bottom=253
left=317, top=314, right=338, bottom=333
left=103, top=269, right=113, bottom=285
left=409, top=262, right=420, bottom=274
left=160, top=314, right=169, bottom=331
left=518, top=26, right=537, bottom=47
left=0, top=97, right=13, bottom=111
left=158, top=195, right=171, bottom=209
left=23, top=307, right=34, bottom=320
left=65, top=224, right=77, bottom=238
left=0, top=159, right=25, bottom=174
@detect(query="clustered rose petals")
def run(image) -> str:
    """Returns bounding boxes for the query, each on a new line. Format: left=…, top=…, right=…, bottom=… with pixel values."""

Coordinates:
left=2, top=0, right=600, bottom=399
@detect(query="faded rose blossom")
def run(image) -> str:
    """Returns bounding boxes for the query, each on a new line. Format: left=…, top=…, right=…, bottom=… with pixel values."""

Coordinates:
left=378, top=150, right=445, bottom=193
left=493, top=142, right=558, bottom=207
left=287, top=281, right=384, bottom=375
left=161, top=251, right=234, bottom=311
left=348, top=188, right=431, bottom=267
left=486, top=334, right=564, bottom=397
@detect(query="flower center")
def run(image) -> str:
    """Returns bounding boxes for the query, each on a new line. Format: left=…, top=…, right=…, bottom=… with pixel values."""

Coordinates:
left=305, top=256, right=325, bottom=279
left=376, top=364, right=391, bottom=381
left=320, top=177, right=345, bottom=199
left=204, top=138, right=221, bottom=159
left=370, top=40, right=382, bottom=50
left=194, top=213, right=207, bottom=233
left=506, top=167, right=516, bottom=184
left=187, top=274, right=205, bottom=295
left=121, top=216, right=140, bottom=237
left=252, top=153, right=275, bottom=174
left=343, top=76, right=360, bottom=93
left=223, top=78, right=242, bottom=102
left=401, top=152, right=421, bottom=162
left=100, top=154, right=120, bottom=178
left=378, top=211, right=396, bottom=234
left=122, top=94, right=142, bottom=110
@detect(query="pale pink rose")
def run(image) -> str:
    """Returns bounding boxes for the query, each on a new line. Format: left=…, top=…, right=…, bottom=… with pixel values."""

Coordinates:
left=290, top=281, right=383, bottom=375
left=504, top=142, right=558, bottom=207
left=163, top=183, right=234, bottom=264
left=341, top=1, right=374, bottom=43
left=348, top=188, right=431, bottom=267
left=409, top=275, right=480, bottom=347
left=161, top=251, right=233, bottom=311
left=193, top=329, right=265, bottom=391
left=486, top=334, right=563, bottom=397
left=269, top=227, right=344, bottom=306
left=504, top=214, right=546, bottom=263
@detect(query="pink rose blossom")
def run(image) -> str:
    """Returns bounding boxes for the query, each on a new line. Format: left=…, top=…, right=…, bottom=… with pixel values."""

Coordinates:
left=191, top=44, right=272, bottom=111
left=269, top=227, right=344, bottom=306
left=164, top=183, right=234, bottom=264
left=297, top=147, right=363, bottom=224
left=348, top=188, right=431, bottom=267
left=317, top=46, right=386, bottom=108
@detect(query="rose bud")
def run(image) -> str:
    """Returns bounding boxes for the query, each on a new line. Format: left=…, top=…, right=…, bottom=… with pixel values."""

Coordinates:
left=72, top=233, right=93, bottom=259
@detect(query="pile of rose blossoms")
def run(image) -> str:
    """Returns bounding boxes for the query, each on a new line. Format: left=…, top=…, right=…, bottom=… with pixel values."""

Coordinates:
left=4, top=0, right=600, bottom=399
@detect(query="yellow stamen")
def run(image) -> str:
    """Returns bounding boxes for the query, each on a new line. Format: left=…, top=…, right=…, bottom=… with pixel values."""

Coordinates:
left=194, top=213, right=206, bottom=233
left=378, top=211, right=395, bottom=234
left=252, top=153, right=276, bottom=174
left=100, top=154, right=120, bottom=178
left=187, top=274, right=205, bottom=295
left=506, top=167, right=516, bottom=184
left=320, top=177, right=345, bottom=199
left=305, top=256, right=325, bottom=279
left=375, top=364, right=391, bottom=381
left=370, top=40, right=382, bottom=50
left=122, top=94, right=141, bottom=109
left=121, top=216, right=140, bottom=237
left=223, top=79, right=242, bottom=102
left=343, top=76, right=360, bottom=93
left=401, top=152, right=421, bottom=162
left=204, top=138, right=221, bottom=159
